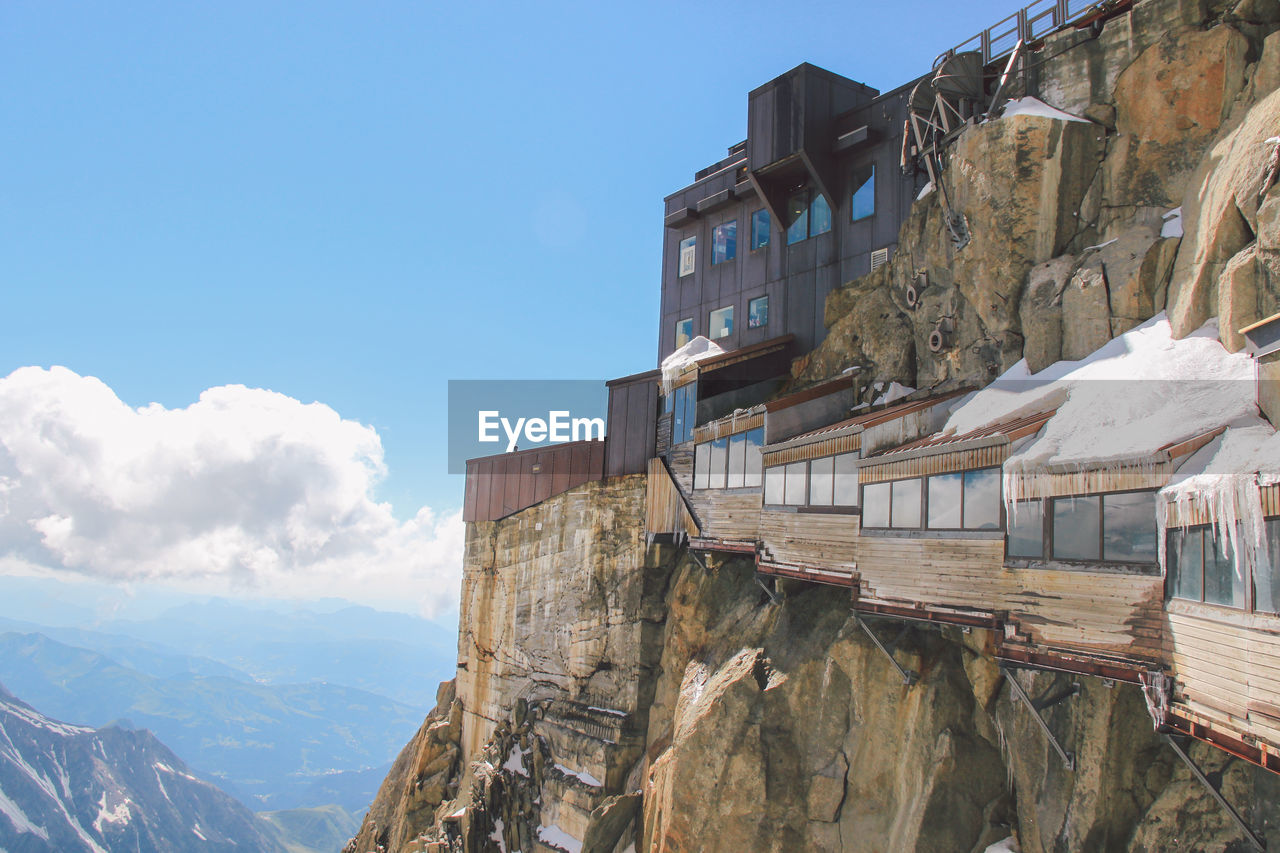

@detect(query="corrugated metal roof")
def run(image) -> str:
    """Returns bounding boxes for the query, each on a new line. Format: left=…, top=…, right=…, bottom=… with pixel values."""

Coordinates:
left=781, top=389, right=969, bottom=443
left=868, top=410, right=1056, bottom=459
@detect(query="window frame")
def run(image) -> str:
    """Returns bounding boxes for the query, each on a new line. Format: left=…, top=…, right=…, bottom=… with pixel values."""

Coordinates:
left=761, top=451, right=861, bottom=513
left=850, top=163, right=876, bottom=222
left=862, top=467, right=1005, bottom=533
left=750, top=208, right=771, bottom=250
left=747, top=295, right=769, bottom=329
left=708, top=305, right=734, bottom=340
left=1166, top=518, right=1280, bottom=614
left=674, top=317, right=693, bottom=349
left=1003, top=487, right=1161, bottom=573
left=711, top=219, right=737, bottom=265
left=691, top=427, right=764, bottom=492
left=678, top=235, right=697, bottom=277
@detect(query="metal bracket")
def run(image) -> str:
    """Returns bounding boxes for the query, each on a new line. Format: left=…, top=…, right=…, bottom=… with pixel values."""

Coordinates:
left=1164, top=735, right=1266, bottom=851
left=755, top=574, right=781, bottom=605
left=856, top=616, right=918, bottom=685
left=689, top=549, right=709, bottom=573
left=1001, top=667, right=1075, bottom=770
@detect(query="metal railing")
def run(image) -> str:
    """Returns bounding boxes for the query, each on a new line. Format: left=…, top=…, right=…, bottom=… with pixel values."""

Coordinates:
left=935, top=0, right=1115, bottom=68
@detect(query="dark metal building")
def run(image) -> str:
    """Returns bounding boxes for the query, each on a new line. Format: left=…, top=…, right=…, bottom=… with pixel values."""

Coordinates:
left=658, top=63, right=926, bottom=363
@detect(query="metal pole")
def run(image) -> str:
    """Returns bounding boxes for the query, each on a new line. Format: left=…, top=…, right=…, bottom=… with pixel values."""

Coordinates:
left=1002, top=666, right=1075, bottom=770
left=1163, top=735, right=1266, bottom=851
left=856, top=616, right=918, bottom=685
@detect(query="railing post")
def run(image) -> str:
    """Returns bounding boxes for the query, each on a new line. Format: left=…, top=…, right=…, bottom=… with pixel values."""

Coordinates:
left=1056, top=0, right=1070, bottom=27
left=1018, top=8, right=1029, bottom=43
left=982, top=29, right=992, bottom=64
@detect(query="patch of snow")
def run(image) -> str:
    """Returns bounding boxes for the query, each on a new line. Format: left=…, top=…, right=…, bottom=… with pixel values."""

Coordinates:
left=1084, top=238, right=1119, bottom=251
left=660, top=336, right=725, bottom=395
left=537, top=823, right=583, bottom=853
left=0, top=701, right=91, bottom=738
left=502, top=746, right=528, bottom=777
left=916, top=181, right=935, bottom=201
left=940, top=315, right=1258, bottom=510
left=93, top=793, right=131, bottom=833
left=192, top=823, right=207, bottom=841
left=999, top=97, right=1089, bottom=123
left=587, top=706, right=627, bottom=717
left=448, top=807, right=466, bottom=819
left=154, top=762, right=199, bottom=782
left=489, top=817, right=506, bottom=852
left=554, top=762, right=603, bottom=787
left=985, top=837, right=1021, bottom=853
left=874, top=382, right=915, bottom=406
left=1161, top=207, right=1183, bottom=238
left=621, top=845, right=636, bottom=853
left=0, top=786, right=48, bottom=840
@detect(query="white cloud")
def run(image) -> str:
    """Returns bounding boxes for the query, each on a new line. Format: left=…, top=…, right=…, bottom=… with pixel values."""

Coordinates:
left=0, top=366, right=464, bottom=617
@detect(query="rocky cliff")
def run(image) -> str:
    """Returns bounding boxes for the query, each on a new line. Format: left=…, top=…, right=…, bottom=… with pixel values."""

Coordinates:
left=348, top=1, right=1280, bottom=850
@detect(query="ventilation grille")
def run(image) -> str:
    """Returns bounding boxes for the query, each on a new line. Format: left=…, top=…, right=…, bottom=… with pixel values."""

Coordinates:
left=870, top=247, right=890, bottom=272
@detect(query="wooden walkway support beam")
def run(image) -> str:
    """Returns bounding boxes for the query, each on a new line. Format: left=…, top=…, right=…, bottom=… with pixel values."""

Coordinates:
left=1001, top=666, right=1077, bottom=770
left=1163, top=735, right=1266, bottom=851
left=856, top=616, right=919, bottom=686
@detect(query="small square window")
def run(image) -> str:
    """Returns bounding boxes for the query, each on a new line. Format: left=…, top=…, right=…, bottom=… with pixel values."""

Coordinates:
left=810, top=192, right=832, bottom=236
left=833, top=453, right=859, bottom=506
left=751, top=209, right=770, bottom=250
left=712, top=220, right=737, bottom=265
left=678, top=236, right=696, bottom=277
left=1052, top=496, right=1101, bottom=561
left=675, top=318, right=693, bottom=349
left=709, top=305, right=733, bottom=340
left=748, top=296, right=769, bottom=329
left=851, top=164, right=875, bottom=221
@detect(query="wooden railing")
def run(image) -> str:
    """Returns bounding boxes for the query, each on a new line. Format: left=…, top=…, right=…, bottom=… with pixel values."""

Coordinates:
left=934, top=0, right=1120, bottom=67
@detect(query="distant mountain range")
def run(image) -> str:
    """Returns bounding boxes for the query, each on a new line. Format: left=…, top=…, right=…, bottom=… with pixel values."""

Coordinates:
left=0, top=681, right=286, bottom=852
left=0, top=631, right=421, bottom=812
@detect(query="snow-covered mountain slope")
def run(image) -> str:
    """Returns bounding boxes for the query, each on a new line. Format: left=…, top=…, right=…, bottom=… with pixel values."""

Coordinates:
left=0, top=681, right=284, bottom=853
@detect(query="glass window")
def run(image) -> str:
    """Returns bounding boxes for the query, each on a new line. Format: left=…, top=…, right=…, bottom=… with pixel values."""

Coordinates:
left=1204, top=528, right=1246, bottom=608
left=927, top=473, right=963, bottom=529
left=863, top=482, right=891, bottom=527
left=744, top=428, right=763, bottom=488
left=675, top=318, right=693, bottom=349
left=694, top=442, right=710, bottom=490
left=786, top=191, right=809, bottom=245
left=727, top=433, right=746, bottom=488
left=1007, top=500, right=1044, bottom=559
left=678, top=236, right=696, bottom=277
left=833, top=453, right=859, bottom=506
left=671, top=386, right=687, bottom=444
left=708, top=437, right=728, bottom=489
left=765, top=465, right=785, bottom=505
left=784, top=462, right=808, bottom=506
left=851, top=164, right=875, bottom=221
left=1256, top=519, right=1280, bottom=613
left=891, top=478, right=922, bottom=529
left=709, top=306, right=734, bottom=340
left=712, top=220, right=737, bottom=265
left=748, top=296, right=769, bottom=329
left=810, top=192, right=832, bottom=236
left=963, top=469, right=1002, bottom=531
left=684, top=384, right=697, bottom=443
left=1102, top=492, right=1157, bottom=562
left=751, top=209, right=770, bottom=250
left=1052, top=496, right=1100, bottom=560
left=809, top=457, right=834, bottom=506
left=1167, top=528, right=1204, bottom=602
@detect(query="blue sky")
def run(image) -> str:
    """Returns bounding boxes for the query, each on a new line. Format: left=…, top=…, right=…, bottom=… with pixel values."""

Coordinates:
left=0, top=1, right=1022, bottom=611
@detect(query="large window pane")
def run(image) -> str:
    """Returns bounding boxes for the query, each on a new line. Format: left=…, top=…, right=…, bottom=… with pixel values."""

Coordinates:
left=891, top=479, right=922, bottom=529
left=809, top=457, right=834, bottom=506
left=727, top=433, right=746, bottom=488
left=786, top=192, right=809, bottom=244
left=1167, top=528, right=1203, bottom=602
left=927, top=473, right=963, bottom=529
left=748, top=296, right=769, bottom=329
left=675, top=318, right=693, bottom=349
left=671, top=387, right=687, bottom=444
left=679, top=236, right=696, bottom=276
left=851, top=164, right=875, bottom=221
left=1052, top=496, right=1100, bottom=560
left=1102, top=491, right=1157, bottom=562
left=963, top=469, right=1002, bottom=531
left=1007, top=500, right=1044, bottom=559
left=784, top=462, right=808, bottom=506
left=694, top=443, right=710, bottom=490
left=863, top=482, right=891, bottom=527
left=683, top=381, right=697, bottom=443
left=709, top=306, right=734, bottom=340
left=765, top=465, right=785, bottom=505
left=751, top=209, right=770, bottom=250
left=810, top=193, right=832, bottom=236
left=708, top=437, right=728, bottom=489
left=744, top=428, right=763, bottom=488
left=833, top=453, right=859, bottom=506
left=1204, top=528, right=1246, bottom=608
left=712, top=220, right=737, bottom=265
left=1256, top=519, right=1280, bottom=613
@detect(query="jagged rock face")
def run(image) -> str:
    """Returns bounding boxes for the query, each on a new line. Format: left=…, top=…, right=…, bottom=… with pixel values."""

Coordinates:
left=0, top=684, right=283, bottom=853
left=640, top=558, right=1280, bottom=853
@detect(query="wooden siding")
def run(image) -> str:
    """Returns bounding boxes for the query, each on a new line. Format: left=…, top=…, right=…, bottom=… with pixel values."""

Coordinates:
left=859, top=445, right=1008, bottom=484
left=1167, top=481, right=1280, bottom=528
left=691, top=490, right=763, bottom=542
left=758, top=510, right=859, bottom=576
left=645, top=457, right=700, bottom=540
left=668, top=445, right=695, bottom=493
left=693, top=411, right=764, bottom=444
left=762, top=433, right=860, bottom=466
left=1165, top=604, right=1280, bottom=751
left=463, top=441, right=606, bottom=523
left=1266, top=484, right=1280, bottom=517
left=1006, top=461, right=1174, bottom=497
